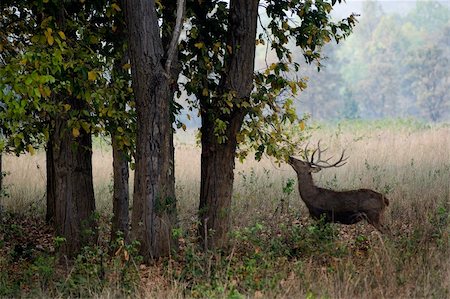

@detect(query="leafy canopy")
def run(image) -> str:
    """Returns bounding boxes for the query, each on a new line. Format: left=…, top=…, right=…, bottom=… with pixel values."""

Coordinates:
left=0, top=1, right=134, bottom=155
left=180, top=0, right=356, bottom=160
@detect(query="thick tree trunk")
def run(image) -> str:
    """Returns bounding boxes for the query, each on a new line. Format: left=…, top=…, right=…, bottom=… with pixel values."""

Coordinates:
left=46, top=137, right=56, bottom=224
left=53, top=111, right=97, bottom=257
left=199, top=114, right=244, bottom=250
left=110, top=135, right=130, bottom=242
left=126, top=0, right=177, bottom=261
left=198, top=0, right=259, bottom=250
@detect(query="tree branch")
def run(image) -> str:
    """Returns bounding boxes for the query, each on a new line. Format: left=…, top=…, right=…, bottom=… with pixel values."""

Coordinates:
left=164, top=0, right=186, bottom=79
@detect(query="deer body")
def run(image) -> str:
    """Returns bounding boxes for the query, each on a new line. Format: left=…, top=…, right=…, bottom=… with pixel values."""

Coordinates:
left=289, top=155, right=389, bottom=232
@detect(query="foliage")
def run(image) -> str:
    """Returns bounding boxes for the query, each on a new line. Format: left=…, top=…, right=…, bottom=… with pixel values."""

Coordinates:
left=0, top=212, right=142, bottom=297
left=59, top=239, right=141, bottom=297
left=406, top=44, right=449, bottom=122
left=180, top=0, right=356, bottom=161
left=169, top=216, right=345, bottom=298
left=0, top=0, right=135, bottom=156
left=167, top=207, right=447, bottom=298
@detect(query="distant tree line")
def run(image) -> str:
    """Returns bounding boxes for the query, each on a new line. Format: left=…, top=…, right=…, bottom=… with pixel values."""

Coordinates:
left=297, top=0, right=450, bottom=122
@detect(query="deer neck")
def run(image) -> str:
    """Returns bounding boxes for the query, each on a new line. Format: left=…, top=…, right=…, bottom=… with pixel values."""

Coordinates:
left=296, top=171, right=320, bottom=202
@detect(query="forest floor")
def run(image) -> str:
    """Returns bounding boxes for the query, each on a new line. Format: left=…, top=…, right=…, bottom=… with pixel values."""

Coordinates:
left=0, top=120, right=449, bottom=298
left=1, top=208, right=448, bottom=298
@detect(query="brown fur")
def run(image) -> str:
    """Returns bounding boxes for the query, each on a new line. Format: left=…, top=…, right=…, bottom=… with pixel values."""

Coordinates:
left=288, top=157, right=389, bottom=233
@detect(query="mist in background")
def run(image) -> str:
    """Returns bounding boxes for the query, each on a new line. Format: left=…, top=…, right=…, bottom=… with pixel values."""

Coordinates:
left=179, top=0, right=449, bottom=127
left=294, top=0, right=450, bottom=122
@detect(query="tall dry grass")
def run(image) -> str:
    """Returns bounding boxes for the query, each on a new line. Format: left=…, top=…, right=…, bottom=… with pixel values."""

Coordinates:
left=3, top=123, right=449, bottom=217
left=1, top=121, right=449, bottom=298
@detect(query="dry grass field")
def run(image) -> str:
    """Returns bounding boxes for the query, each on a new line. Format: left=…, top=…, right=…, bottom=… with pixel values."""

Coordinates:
left=1, top=120, right=449, bottom=298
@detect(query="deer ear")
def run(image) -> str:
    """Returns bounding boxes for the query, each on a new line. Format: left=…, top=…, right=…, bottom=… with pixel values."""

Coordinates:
left=311, top=167, right=321, bottom=173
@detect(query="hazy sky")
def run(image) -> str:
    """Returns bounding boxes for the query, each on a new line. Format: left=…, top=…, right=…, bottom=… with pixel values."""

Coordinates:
left=335, top=0, right=450, bottom=17
left=333, top=0, right=420, bottom=18
left=346, top=0, right=418, bottom=2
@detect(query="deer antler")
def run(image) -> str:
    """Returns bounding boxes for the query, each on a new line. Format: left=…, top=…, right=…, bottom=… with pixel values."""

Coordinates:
left=309, top=141, right=348, bottom=169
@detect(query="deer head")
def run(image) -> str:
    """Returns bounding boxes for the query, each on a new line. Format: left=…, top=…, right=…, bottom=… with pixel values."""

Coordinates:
left=288, top=141, right=348, bottom=174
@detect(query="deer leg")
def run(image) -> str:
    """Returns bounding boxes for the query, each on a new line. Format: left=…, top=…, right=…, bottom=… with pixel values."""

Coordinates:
left=375, top=211, right=391, bottom=235
left=380, top=224, right=391, bottom=235
left=366, top=212, right=389, bottom=234
left=353, top=212, right=366, bottom=223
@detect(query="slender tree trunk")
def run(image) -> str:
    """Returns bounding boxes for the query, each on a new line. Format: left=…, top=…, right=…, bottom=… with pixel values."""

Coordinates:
left=162, top=0, right=180, bottom=247
left=53, top=102, right=97, bottom=257
left=0, top=152, right=3, bottom=208
left=0, top=152, right=2, bottom=216
left=109, top=8, right=130, bottom=243
left=46, top=136, right=56, bottom=224
left=0, top=153, right=2, bottom=196
left=198, top=0, right=259, bottom=250
left=126, top=0, right=177, bottom=261
left=111, top=135, right=129, bottom=242
left=0, top=121, right=4, bottom=208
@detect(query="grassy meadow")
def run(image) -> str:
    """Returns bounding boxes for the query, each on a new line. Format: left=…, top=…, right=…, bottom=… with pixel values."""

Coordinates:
left=0, top=119, right=449, bottom=298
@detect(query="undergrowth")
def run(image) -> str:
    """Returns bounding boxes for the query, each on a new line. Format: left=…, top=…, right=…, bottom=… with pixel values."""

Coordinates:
left=0, top=202, right=448, bottom=298
left=0, top=213, right=142, bottom=298
left=163, top=209, right=448, bottom=298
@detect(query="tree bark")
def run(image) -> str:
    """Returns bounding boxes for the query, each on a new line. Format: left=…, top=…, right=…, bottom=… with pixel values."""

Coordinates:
left=199, top=112, right=245, bottom=250
left=0, top=153, right=2, bottom=196
left=0, top=152, right=2, bottom=216
left=110, top=135, right=130, bottom=242
left=53, top=105, right=97, bottom=257
left=162, top=0, right=180, bottom=241
left=125, top=0, right=177, bottom=261
left=198, top=0, right=259, bottom=250
left=109, top=2, right=130, bottom=244
left=46, top=137, right=56, bottom=224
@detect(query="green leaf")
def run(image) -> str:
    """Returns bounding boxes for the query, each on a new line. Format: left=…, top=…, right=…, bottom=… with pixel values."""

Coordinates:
left=72, top=127, right=80, bottom=138
left=194, top=42, right=205, bottom=49
left=58, top=31, right=66, bottom=40
left=88, top=71, right=97, bottom=81
left=27, top=144, right=36, bottom=156
left=111, top=3, right=121, bottom=11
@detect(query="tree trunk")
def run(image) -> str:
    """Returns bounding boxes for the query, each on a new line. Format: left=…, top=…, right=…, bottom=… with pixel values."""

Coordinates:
left=53, top=108, right=97, bottom=257
left=110, top=135, right=130, bottom=242
left=46, top=137, right=56, bottom=224
left=162, top=0, right=179, bottom=247
left=198, top=0, right=259, bottom=250
left=126, top=0, right=177, bottom=261
left=109, top=6, right=130, bottom=243
left=0, top=153, right=2, bottom=196
left=0, top=152, right=2, bottom=209
left=0, top=152, right=2, bottom=216
left=199, top=113, right=244, bottom=250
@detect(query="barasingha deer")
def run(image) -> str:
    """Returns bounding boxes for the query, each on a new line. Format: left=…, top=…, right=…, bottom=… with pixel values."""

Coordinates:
left=288, top=142, right=390, bottom=233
